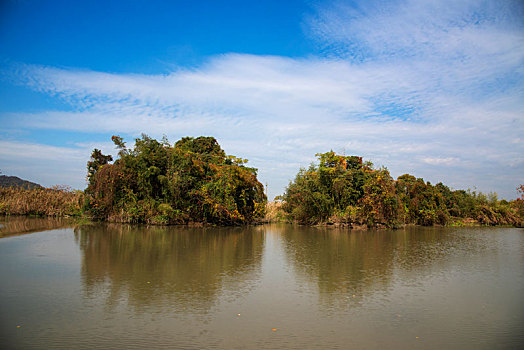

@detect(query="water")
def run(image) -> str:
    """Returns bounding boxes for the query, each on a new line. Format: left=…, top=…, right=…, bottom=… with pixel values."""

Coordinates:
left=1, top=217, right=523, bottom=349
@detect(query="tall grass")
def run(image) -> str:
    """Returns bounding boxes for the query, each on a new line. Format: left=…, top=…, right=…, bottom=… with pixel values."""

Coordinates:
left=264, top=201, right=286, bottom=223
left=0, top=186, right=84, bottom=217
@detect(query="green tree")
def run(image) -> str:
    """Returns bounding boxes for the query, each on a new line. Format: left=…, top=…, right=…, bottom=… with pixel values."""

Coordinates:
left=85, top=135, right=266, bottom=225
left=86, top=149, right=113, bottom=185
left=283, top=151, right=400, bottom=227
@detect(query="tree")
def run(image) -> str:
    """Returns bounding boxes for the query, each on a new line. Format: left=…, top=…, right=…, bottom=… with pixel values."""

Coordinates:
left=87, top=149, right=113, bottom=185
left=282, top=151, right=523, bottom=227
left=85, top=135, right=266, bottom=225
left=282, top=152, right=400, bottom=227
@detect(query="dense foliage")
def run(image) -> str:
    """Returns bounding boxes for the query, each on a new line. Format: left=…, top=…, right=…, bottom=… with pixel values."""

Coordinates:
left=84, top=135, right=266, bottom=225
left=282, top=151, right=523, bottom=228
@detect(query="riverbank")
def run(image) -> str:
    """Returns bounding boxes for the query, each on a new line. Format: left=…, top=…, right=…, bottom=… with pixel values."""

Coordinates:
left=2, top=187, right=522, bottom=228
left=263, top=201, right=523, bottom=228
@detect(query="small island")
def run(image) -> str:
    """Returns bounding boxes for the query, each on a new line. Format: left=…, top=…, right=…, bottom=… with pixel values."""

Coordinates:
left=85, top=135, right=267, bottom=225
left=275, top=151, right=523, bottom=228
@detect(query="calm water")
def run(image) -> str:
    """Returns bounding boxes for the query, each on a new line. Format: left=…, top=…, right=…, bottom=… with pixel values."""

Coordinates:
left=1, top=217, right=523, bottom=349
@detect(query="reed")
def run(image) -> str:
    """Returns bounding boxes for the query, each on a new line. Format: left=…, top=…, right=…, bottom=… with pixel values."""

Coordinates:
left=264, top=201, right=286, bottom=223
left=0, top=186, right=84, bottom=217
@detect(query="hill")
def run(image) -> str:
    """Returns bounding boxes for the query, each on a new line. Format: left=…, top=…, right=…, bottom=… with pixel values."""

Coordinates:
left=0, top=175, right=43, bottom=189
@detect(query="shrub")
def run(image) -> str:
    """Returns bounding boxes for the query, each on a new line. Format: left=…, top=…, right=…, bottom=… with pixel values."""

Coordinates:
left=84, top=135, right=266, bottom=225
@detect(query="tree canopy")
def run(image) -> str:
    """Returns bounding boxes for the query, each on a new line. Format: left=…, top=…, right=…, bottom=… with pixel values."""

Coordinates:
left=282, top=151, right=522, bottom=228
left=85, top=135, right=266, bottom=225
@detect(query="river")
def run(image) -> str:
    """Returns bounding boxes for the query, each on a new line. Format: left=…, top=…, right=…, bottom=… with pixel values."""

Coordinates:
left=1, top=217, right=523, bottom=349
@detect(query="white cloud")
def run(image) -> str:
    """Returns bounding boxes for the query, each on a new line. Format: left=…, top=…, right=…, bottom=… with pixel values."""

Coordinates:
left=1, top=0, right=523, bottom=199
left=0, top=140, right=85, bottom=162
left=0, top=140, right=88, bottom=188
left=422, top=157, right=460, bottom=166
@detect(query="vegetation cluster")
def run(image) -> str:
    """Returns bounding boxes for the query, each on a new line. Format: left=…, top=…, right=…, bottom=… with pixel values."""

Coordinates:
left=1, top=139, right=522, bottom=229
left=281, top=152, right=523, bottom=228
left=84, top=135, right=266, bottom=225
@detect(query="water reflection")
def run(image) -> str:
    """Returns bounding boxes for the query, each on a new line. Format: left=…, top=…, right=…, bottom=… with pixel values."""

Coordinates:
left=74, top=223, right=490, bottom=313
left=275, top=224, right=487, bottom=306
left=0, top=216, right=74, bottom=237
left=277, top=225, right=395, bottom=298
left=74, top=224, right=265, bottom=313
left=1, top=220, right=523, bottom=349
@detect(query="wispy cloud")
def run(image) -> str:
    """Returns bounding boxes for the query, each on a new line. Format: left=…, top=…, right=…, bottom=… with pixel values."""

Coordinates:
left=1, top=0, right=523, bottom=198
left=309, top=0, right=524, bottom=60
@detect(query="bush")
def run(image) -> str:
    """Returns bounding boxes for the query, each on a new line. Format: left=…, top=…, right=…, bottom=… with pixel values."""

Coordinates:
left=84, top=135, right=266, bottom=225
left=282, top=152, right=523, bottom=228
left=282, top=152, right=401, bottom=227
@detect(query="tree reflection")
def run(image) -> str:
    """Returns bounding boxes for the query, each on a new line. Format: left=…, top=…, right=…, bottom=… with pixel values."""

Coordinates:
left=277, top=225, right=395, bottom=295
left=74, top=223, right=481, bottom=313
left=275, top=224, right=462, bottom=306
left=74, top=224, right=265, bottom=313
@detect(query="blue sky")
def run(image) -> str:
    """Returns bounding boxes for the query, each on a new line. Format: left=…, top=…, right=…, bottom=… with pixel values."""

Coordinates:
left=1, top=0, right=523, bottom=199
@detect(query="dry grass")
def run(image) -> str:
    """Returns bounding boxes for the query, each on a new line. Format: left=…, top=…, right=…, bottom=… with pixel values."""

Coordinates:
left=264, top=201, right=287, bottom=223
left=0, top=186, right=84, bottom=216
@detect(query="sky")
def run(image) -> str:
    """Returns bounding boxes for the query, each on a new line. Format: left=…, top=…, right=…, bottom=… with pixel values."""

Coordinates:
left=0, top=0, right=523, bottom=200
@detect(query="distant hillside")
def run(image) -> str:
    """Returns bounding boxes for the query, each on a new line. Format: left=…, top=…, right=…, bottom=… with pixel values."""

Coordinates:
left=0, top=175, right=43, bottom=189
